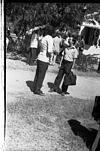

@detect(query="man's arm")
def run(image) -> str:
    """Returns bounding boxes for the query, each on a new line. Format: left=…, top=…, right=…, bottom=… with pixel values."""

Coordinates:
left=46, top=36, right=53, bottom=58
left=47, top=36, right=53, bottom=54
left=72, top=48, right=79, bottom=69
left=72, top=58, right=76, bottom=69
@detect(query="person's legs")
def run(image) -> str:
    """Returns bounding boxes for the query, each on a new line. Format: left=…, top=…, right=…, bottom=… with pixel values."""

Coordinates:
left=34, top=60, right=49, bottom=94
left=31, top=48, right=37, bottom=63
left=61, top=61, right=73, bottom=95
left=33, top=60, right=39, bottom=92
left=54, top=68, right=64, bottom=88
left=28, top=48, right=35, bottom=65
left=62, top=83, right=68, bottom=92
left=51, top=60, right=65, bottom=93
left=61, top=82, right=69, bottom=96
left=27, top=48, right=31, bottom=65
left=97, top=61, right=100, bottom=73
left=64, top=60, right=72, bottom=73
left=54, top=62, right=64, bottom=85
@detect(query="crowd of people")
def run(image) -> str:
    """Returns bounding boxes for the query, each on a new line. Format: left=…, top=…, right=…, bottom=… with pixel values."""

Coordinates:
left=27, top=25, right=84, bottom=66
left=27, top=25, right=84, bottom=96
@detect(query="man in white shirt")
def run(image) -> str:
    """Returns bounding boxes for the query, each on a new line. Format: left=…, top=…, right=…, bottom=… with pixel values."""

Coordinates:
left=28, top=30, right=39, bottom=65
left=50, top=37, right=78, bottom=95
left=33, top=25, right=54, bottom=95
left=51, top=31, right=62, bottom=65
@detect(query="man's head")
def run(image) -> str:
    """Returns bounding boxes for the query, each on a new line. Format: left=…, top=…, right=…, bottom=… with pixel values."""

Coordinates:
left=55, top=30, right=61, bottom=37
left=45, top=25, right=54, bottom=36
left=68, top=37, right=76, bottom=46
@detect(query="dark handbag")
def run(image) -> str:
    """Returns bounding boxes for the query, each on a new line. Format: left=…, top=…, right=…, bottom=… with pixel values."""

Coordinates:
left=64, top=71, right=77, bottom=86
left=92, top=96, right=100, bottom=122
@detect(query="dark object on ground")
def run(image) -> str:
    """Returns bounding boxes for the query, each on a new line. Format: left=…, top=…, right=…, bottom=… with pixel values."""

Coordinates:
left=49, top=87, right=62, bottom=94
left=68, top=119, right=99, bottom=150
left=47, top=82, right=54, bottom=89
left=26, top=81, right=34, bottom=92
left=26, top=81, right=45, bottom=96
left=28, top=48, right=37, bottom=65
left=48, top=82, right=62, bottom=94
left=68, top=96, right=100, bottom=151
left=91, top=96, right=100, bottom=151
left=34, top=90, right=45, bottom=96
left=92, top=96, right=100, bottom=122
left=61, top=91, right=70, bottom=96
left=64, top=71, right=77, bottom=86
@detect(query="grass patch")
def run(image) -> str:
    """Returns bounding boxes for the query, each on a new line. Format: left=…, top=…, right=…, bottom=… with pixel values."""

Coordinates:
left=6, top=94, right=96, bottom=151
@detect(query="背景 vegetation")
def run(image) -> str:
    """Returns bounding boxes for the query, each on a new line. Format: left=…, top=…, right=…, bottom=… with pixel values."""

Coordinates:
left=6, top=3, right=100, bottom=36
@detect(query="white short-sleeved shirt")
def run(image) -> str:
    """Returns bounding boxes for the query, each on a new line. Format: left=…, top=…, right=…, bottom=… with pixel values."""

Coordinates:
left=30, top=33, right=38, bottom=48
left=37, top=35, right=53, bottom=63
left=64, top=46, right=78, bottom=62
left=53, top=36, right=62, bottom=53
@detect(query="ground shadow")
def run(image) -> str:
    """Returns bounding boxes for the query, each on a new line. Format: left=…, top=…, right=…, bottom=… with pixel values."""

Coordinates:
left=26, top=81, right=35, bottom=92
left=47, top=82, right=54, bottom=89
left=68, top=119, right=100, bottom=150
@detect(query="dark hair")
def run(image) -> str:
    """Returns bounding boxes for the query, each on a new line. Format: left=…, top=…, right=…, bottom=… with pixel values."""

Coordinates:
left=61, top=33, right=67, bottom=39
left=32, top=29, right=38, bottom=35
left=72, top=38, right=77, bottom=45
left=68, top=31, right=72, bottom=37
left=38, top=28, right=44, bottom=36
left=45, top=25, right=54, bottom=36
left=34, top=30, right=39, bottom=34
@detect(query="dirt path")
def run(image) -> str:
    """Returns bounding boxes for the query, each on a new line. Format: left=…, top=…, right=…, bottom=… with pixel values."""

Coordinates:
left=7, top=62, right=100, bottom=101
left=6, top=59, right=100, bottom=151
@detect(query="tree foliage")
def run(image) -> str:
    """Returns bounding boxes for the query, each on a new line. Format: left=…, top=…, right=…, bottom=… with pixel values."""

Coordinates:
left=6, top=3, right=100, bottom=36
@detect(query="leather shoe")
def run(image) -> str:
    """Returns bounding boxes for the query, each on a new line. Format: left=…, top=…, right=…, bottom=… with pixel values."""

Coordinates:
left=65, top=92, right=70, bottom=94
left=34, top=90, right=45, bottom=96
left=49, top=87, right=62, bottom=94
left=61, top=92, right=69, bottom=96
left=49, top=88, right=55, bottom=92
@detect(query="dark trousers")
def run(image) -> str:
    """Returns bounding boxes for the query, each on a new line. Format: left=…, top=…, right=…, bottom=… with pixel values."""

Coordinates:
left=62, top=83, right=68, bottom=92
left=33, top=60, right=49, bottom=92
left=28, top=48, right=37, bottom=65
left=54, top=59, right=73, bottom=91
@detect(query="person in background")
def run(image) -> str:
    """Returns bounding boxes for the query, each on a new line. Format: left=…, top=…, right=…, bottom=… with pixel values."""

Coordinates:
left=97, top=60, right=100, bottom=73
left=51, top=30, right=62, bottom=65
left=78, top=35, right=85, bottom=68
left=49, top=37, right=78, bottom=95
left=28, top=29, right=39, bottom=65
left=36, top=28, right=44, bottom=56
left=79, top=35, right=85, bottom=53
left=59, top=31, right=72, bottom=67
left=33, top=25, right=54, bottom=96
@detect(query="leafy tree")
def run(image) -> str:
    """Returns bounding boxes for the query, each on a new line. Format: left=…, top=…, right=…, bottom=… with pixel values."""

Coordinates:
left=6, top=3, right=100, bottom=54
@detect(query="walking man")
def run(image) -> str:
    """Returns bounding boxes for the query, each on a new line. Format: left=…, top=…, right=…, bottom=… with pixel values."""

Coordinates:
left=28, top=29, right=39, bottom=65
left=50, top=37, right=78, bottom=95
left=33, top=25, right=54, bottom=96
